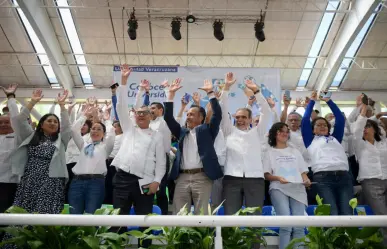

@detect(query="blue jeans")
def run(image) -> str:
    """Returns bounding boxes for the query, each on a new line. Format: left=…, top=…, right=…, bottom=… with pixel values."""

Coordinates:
left=68, top=178, right=105, bottom=214
left=313, top=171, right=353, bottom=215
left=270, top=189, right=305, bottom=249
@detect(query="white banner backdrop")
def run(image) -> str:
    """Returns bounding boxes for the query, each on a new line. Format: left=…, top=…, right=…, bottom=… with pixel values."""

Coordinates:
left=113, top=66, right=281, bottom=117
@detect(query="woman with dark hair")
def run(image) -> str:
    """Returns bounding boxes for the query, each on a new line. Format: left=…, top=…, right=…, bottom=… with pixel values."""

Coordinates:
left=10, top=89, right=71, bottom=214
left=264, top=122, right=310, bottom=249
left=301, top=91, right=353, bottom=215
left=68, top=106, right=115, bottom=214
left=353, top=102, right=387, bottom=245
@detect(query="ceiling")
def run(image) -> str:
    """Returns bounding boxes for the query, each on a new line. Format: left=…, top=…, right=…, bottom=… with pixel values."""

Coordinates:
left=0, top=0, right=386, bottom=91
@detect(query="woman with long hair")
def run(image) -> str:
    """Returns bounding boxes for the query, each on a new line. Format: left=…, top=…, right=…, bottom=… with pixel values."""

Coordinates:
left=264, top=122, right=310, bottom=249
left=301, top=91, right=353, bottom=215
left=353, top=102, right=387, bottom=245
left=10, top=89, right=71, bottom=214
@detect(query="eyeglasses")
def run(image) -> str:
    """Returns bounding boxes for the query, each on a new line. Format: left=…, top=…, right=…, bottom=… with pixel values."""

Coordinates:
left=135, top=110, right=150, bottom=116
left=288, top=119, right=300, bottom=122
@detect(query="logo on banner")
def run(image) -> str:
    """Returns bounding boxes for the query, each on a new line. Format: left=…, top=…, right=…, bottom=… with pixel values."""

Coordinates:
left=127, top=83, right=167, bottom=98
left=113, top=66, right=178, bottom=73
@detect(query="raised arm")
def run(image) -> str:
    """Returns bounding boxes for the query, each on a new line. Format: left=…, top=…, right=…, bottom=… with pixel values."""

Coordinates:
left=280, top=94, right=291, bottom=123
left=143, top=92, right=150, bottom=106
left=103, top=120, right=116, bottom=156
left=116, top=64, right=134, bottom=133
left=56, top=90, right=71, bottom=146
left=301, top=92, right=316, bottom=148
left=327, top=99, right=345, bottom=143
left=219, top=72, right=236, bottom=137
left=71, top=115, right=87, bottom=150
left=164, top=78, right=183, bottom=138
left=111, top=86, right=119, bottom=121
left=134, top=79, right=150, bottom=109
left=199, top=79, right=222, bottom=139
left=176, top=96, right=188, bottom=126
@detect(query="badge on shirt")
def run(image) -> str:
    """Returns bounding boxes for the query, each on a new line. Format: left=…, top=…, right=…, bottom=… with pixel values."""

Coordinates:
left=5, top=135, right=15, bottom=139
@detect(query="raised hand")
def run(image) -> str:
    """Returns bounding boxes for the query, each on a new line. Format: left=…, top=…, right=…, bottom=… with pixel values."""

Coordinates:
left=0, top=84, right=18, bottom=96
left=56, top=89, right=69, bottom=105
left=356, top=94, right=362, bottom=107
left=192, top=92, right=201, bottom=105
left=225, top=72, right=236, bottom=88
left=303, top=97, right=310, bottom=107
left=169, top=78, right=183, bottom=93
left=140, top=79, right=150, bottom=91
left=83, top=106, right=95, bottom=118
left=267, top=97, right=275, bottom=109
left=87, top=96, right=97, bottom=107
left=295, top=98, right=303, bottom=107
left=121, top=64, right=132, bottom=79
left=245, top=79, right=259, bottom=93
left=103, top=109, right=111, bottom=121
left=105, top=100, right=112, bottom=111
left=283, top=94, right=291, bottom=107
left=31, top=89, right=44, bottom=103
left=181, top=96, right=188, bottom=108
left=319, top=92, right=331, bottom=102
left=161, top=79, right=170, bottom=89
left=199, top=79, right=213, bottom=93
left=310, top=91, right=318, bottom=101
left=214, top=91, right=221, bottom=100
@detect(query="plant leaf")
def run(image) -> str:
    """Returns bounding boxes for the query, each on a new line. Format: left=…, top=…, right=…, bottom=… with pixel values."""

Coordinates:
left=27, top=240, right=44, bottom=249
left=97, top=232, right=121, bottom=241
left=83, top=236, right=100, bottom=249
left=349, top=198, right=358, bottom=211
left=127, top=230, right=146, bottom=238
left=6, top=206, right=29, bottom=214
left=316, top=195, right=323, bottom=206
left=211, top=200, right=225, bottom=215
left=357, top=227, right=380, bottom=239
left=315, top=204, right=330, bottom=215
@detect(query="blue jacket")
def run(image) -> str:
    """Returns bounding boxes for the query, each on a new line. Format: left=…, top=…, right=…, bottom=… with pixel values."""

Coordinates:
left=164, top=97, right=223, bottom=181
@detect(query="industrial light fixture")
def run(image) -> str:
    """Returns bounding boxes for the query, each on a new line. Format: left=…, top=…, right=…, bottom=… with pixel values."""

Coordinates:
left=127, top=8, right=138, bottom=40
left=171, top=17, right=182, bottom=40
left=254, top=11, right=265, bottom=42
left=186, top=14, right=196, bottom=23
left=213, top=20, right=224, bottom=41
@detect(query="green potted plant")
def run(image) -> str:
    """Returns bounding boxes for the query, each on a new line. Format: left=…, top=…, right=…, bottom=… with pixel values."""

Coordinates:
left=0, top=206, right=132, bottom=249
left=286, top=196, right=385, bottom=249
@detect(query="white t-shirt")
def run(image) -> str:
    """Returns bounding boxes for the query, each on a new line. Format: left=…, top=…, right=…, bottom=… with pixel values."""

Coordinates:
left=263, top=146, right=309, bottom=205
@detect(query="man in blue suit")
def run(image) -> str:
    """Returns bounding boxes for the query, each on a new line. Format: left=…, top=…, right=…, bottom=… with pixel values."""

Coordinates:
left=164, top=78, right=223, bottom=214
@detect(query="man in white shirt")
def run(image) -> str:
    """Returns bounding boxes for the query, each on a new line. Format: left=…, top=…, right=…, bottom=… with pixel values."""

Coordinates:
left=134, top=84, right=172, bottom=215
left=0, top=86, right=19, bottom=241
left=111, top=65, right=166, bottom=248
left=219, top=73, right=271, bottom=215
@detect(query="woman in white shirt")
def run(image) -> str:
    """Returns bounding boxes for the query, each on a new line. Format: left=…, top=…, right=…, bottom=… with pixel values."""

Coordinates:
left=264, top=122, right=311, bottom=249
left=68, top=107, right=115, bottom=214
left=353, top=103, right=387, bottom=245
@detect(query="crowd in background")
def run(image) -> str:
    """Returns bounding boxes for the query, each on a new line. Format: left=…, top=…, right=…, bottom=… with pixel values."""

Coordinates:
left=0, top=65, right=387, bottom=249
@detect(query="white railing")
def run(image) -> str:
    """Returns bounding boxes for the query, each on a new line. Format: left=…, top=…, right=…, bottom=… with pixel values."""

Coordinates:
left=1, top=215, right=387, bottom=249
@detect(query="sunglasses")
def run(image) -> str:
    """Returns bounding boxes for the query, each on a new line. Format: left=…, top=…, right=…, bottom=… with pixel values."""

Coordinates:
left=135, top=110, right=150, bottom=116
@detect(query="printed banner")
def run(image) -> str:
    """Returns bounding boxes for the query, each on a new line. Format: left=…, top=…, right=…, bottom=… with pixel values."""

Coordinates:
left=112, top=66, right=281, bottom=117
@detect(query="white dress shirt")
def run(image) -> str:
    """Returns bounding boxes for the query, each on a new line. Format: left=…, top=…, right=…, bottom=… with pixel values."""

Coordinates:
left=112, top=85, right=166, bottom=184
left=150, top=116, right=170, bottom=154
left=71, top=116, right=115, bottom=175
left=109, top=134, right=123, bottom=158
left=214, top=129, right=226, bottom=166
left=220, top=89, right=271, bottom=178
left=353, top=115, right=387, bottom=181
left=0, top=133, right=18, bottom=183
left=66, top=133, right=91, bottom=164
left=181, top=128, right=204, bottom=170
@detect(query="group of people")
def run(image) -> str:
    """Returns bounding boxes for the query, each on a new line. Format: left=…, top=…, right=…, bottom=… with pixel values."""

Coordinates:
left=0, top=65, right=386, bottom=249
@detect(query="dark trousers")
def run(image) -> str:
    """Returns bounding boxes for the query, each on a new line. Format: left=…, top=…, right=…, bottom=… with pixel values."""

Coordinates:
left=112, top=169, right=154, bottom=248
left=156, top=153, right=170, bottom=215
left=104, top=159, right=116, bottom=204
left=307, top=168, right=318, bottom=205
left=65, top=162, right=77, bottom=203
left=222, top=176, right=265, bottom=215
left=0, top=182, right=17, bottom=241
left=313, top=171, right=354, bottom=215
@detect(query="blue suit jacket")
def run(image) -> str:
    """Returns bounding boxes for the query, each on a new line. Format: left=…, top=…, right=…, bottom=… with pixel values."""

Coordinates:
left=164, top=97, right=223, bottom=181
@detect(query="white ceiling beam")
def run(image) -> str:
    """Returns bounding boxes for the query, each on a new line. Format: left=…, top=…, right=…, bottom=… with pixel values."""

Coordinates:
left=16, top=0, right=74, bottom=94
left=315, top=0, right=381, bottom=92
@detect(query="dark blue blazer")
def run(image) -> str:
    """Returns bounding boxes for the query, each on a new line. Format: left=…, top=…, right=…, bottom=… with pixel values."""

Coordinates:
left=164, top=97, right=223, bottom=181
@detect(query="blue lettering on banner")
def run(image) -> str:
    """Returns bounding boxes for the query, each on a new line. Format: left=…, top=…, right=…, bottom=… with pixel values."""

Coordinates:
left=113, top=66, right=178, bottom=73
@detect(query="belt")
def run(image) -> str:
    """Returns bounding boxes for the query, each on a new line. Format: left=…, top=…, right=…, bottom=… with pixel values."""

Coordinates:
left=180, top=168, right=204, bottom=174
left=73, top=174, right=105, bottom=180
left=314, top=170, right=348, bottom=176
